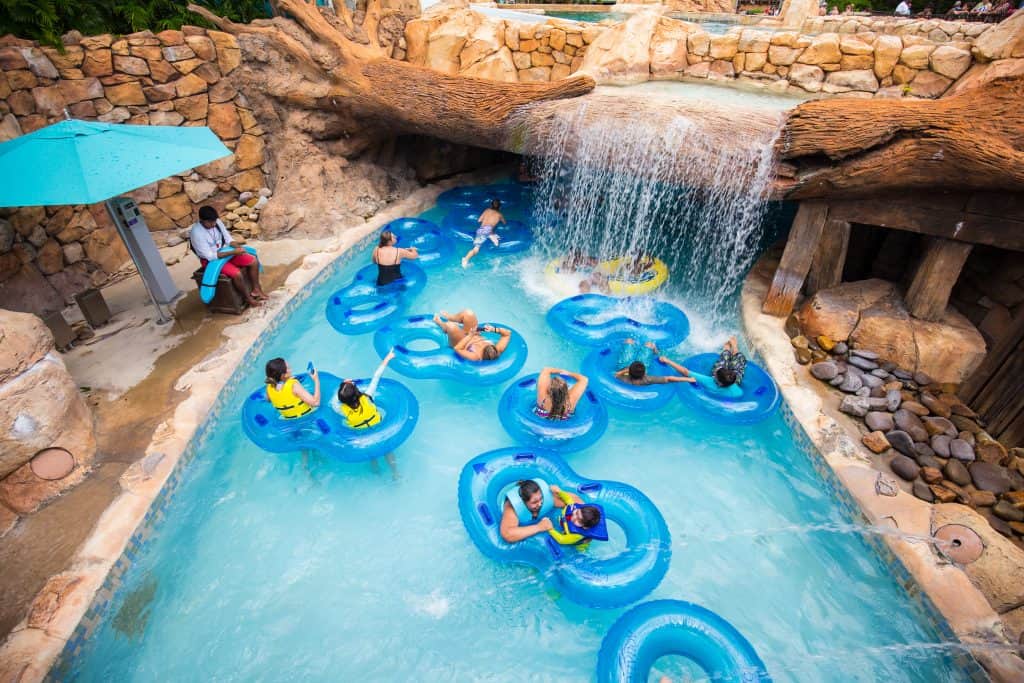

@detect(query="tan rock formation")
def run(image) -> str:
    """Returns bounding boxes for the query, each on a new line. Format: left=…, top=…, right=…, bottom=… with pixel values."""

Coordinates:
left=578, top=11, right=660, bottom=84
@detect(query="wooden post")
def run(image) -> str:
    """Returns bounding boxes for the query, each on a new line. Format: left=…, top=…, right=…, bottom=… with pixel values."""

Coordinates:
left=904, top=237, right=973, bottom=322
left=762, top=201, right=829, bottom=317
left=805, top=218, right=851, bottom=296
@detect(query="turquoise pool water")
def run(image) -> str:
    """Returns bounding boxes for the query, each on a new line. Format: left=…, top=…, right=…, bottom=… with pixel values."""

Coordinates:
left=546, top=11, right=629, bottom=22
left=62, top=190, right=972, bottom=681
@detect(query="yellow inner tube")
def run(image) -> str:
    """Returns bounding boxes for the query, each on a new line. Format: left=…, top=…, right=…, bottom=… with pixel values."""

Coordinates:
left=543, top=257, right=669, bottom=296
left=598, top=257, right=669, bottom=296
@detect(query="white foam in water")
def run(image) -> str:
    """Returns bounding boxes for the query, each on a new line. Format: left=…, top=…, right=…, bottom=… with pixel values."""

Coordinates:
left=522, top=96, right=782, bottom=324
left=406, top=590, right=452, bottom=619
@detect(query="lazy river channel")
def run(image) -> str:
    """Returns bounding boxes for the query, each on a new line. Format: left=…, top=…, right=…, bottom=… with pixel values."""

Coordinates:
left=59, top=186, right=975, bottom=682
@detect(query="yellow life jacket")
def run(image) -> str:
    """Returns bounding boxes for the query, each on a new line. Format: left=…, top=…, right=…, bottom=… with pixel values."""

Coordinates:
left=340, top=393, right=381, bottom=429
left=266, top=378, right=312, bottom=419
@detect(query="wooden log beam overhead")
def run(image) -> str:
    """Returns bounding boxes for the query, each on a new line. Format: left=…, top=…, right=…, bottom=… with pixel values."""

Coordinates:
left=904, top=237, right=973, bottom=322
left=762, top=201, right=829, bottom=318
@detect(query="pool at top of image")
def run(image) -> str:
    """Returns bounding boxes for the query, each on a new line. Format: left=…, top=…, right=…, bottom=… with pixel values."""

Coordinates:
left=60, top=183, right=974, bottom=682
left=544, top=11, right=631, bottom=23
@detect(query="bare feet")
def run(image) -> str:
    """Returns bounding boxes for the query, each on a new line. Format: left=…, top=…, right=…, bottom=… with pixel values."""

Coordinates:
left=253, top=289, right=269, bottom=300
left=461, top=256, right=470, bottom=268
left=247, top=297, right=263, bottom=307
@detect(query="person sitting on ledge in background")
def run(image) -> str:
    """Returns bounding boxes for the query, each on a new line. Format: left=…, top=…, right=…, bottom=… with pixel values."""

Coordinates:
left=432, top=308, right=511, bottom=361
left=190, top=205, right=266, bottom=307
left=265, top=358, right=320, bottom=419
left=462, top=199, right=506, bottom=268
left=614, top=338, right=696, bottom=387
left=894, top=0, right=912, bottom=15
left=516, top=158, right=540, bottom=184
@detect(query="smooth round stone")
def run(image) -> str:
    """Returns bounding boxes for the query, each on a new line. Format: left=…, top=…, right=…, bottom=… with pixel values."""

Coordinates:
left=881, top=361, right=897, bottom=372
left=870, top=385, right=887, bottom=399
left=993, top=500, right=1024, bottom=522
left=894, top=409, right=929, bottom=442
left=839, top=373, right=863, bottom=393
left=795, top=347, right=812, bottom=364
left=951, top=415, right=982, bottom=434
left=885, top=430, right=916, bottom=457
left=890, top=454, right=921, bottom=481
left=893, top=369, right=913, bottom=380
left=918, top=454, right=945, bottom=470
left=885, top=390, right=902, bottom=412
left=912, top=479, right=935, bottom=502
left=833, top=341, right=849, bottom=355
left=839, top=395, right=871, bottom=417
left=901, top=401, right=930, bottom=416
left=810, top=361, right=839, bottom=381
left=870, top=368, right=890, bottom=378
left=851, top=349, right=880, bottom=360
left=845, top=364, right=865, bottom=379
left=865, top=411, right=895, bottom=432
left=970, top=490, right=997, bottom=507
left=913, top=371, right=933, bottom=386
left=921, top=467, right=943, bottom=484
left=969, top=462, right=1011, bottom=494
left=944, top=459, right=971, bottom=486
left=958, top=430, right=975, bottom=446
left=950, top=439, right=976, bottom=462
left=919, top=393, right=951, bottom=418
left=829, top=374, right=846, bottom=387
left=913, top=442, right=936, bottom=460
left=848, top=355, right=879, bottom=371
left=855, top=386, right=871, bottom=397
left=931, top=434, right=952, bottom=457
left=862, top=374, right=883, bottom=389
left=922, top=416, right=956, bottom=437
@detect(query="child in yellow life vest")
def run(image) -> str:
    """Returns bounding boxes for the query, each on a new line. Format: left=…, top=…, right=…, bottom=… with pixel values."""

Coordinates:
left=265, top=358, right=321, bottom=418
left=547, top=488, right=608, bottom=550
left=337, top=349, right=396, bottom=428
left=337, top=349, right=398, bottom=479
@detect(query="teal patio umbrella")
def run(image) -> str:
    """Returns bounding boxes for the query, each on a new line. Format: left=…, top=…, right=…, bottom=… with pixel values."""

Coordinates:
left=0, top=118, right=231, bottom=322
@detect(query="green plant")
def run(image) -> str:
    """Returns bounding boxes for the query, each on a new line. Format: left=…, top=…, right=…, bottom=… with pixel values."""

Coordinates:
left=0, top=0, right=269, bottom=47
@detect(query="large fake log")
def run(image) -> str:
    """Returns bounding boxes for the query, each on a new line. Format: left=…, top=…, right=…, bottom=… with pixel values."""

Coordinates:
left=187, top=0, right=594, bottom=147
left=778, top=76, right=1024, bottom=199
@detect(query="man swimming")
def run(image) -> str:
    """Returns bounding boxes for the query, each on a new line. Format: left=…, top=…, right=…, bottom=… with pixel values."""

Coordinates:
left=461, top=199, right=506, bottom=268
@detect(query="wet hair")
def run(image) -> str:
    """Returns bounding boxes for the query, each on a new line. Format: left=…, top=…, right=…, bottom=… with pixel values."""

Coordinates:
left=714, top=367, right=738, bottom=388
left=490, top=199, right=501, bottom=210
left=578, top=505, right=601, bottom=529
left=517, top=479, right=541, bottom=506
left=628, top=361, right=646, bottom=380
left=547, top=375, right=569, bottom=419
left=338, top=380, right=363, bottom=410
left=198, top=206, right=218, bottom=222
left=378, top=230, right=395, bottom=247
left=482, top=344, right=499, bottom=361
left=265, top=358, right=288, bottom=384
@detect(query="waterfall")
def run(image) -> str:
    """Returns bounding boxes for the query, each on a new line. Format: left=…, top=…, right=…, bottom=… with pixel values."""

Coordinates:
left=518, top=91, right=784, bottom=321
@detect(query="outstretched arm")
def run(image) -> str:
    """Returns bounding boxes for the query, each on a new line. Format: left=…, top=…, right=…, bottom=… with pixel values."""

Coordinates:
left=398, top=247, right=419, bottom=259
left=365, top=349, right=395, bottom=397
left=659, top=356, right=697, bottom=383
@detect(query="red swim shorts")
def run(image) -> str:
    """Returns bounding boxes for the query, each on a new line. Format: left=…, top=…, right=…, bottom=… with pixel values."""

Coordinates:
left=202, top=252, right=256, bottom=279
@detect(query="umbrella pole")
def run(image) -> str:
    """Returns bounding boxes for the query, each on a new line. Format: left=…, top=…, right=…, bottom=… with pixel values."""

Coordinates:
left=104, top=200, right=172, bottom=325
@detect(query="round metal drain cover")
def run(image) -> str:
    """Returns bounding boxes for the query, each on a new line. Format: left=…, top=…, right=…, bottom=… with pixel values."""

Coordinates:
left=30, top=448, right=76, bottom=481
left=933, top=524, right=984, bottom=565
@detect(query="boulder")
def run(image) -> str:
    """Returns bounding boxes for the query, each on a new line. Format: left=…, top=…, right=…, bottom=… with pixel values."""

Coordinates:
left=578, top=11, right=660, bottom=84
left=900, top=43, right=935, bottom=69
left=971, top=10, right=1024, bottom=62
left=788, top=63, right=824, bottom=91
left=908, top=70, right=951, bottom=98
left=928, top=44, right=971, bottom=79
left=865, top=411, right=895, bottom=432
left=890, top=454, right=920, bottom=481
left=708, top=33, right=739, bottom=60
left=650, top=18, right=692, bottom=76
left=823, top=69, right=879, bottom=93
left=0, top=352, right=96, bottom=480
left=810, top=361, right=838, bottom=380
left=970, top=462, right=1012, bottom=494
left=798, top=33, right=841, bottom=65
left=797, top=278, right=894, bottom=342
left=862, top=430, right=891, bottom=453
left=886, top=430, right=916, bottom=457
left=0, top=310, right=53, bottom=384
left=839, top=395, right=870, bottom=417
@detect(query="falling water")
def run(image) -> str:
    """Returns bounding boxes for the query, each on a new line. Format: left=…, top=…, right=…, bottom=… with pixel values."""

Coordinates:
left=518, top=92, right=784, bottom=320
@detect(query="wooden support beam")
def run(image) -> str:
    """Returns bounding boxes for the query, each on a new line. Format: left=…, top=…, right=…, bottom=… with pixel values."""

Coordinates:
left=904, top=237, right=973, bottom=322
left=762, top=201, right=829, bottom=317
left=805, top=218, right=851, bottom=297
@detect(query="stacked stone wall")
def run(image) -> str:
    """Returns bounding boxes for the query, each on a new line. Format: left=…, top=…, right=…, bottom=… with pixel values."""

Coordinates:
left=0, top=28, right=269, bottom=318
left=801, top=15, right=993, bottom=44
left=403, top=9, right=980, bottom=99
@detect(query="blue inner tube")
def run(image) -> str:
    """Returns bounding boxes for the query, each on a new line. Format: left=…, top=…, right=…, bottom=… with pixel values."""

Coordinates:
left=436, top=184, right=527, bottom=211
left=383, top=217, right=455, bottom=269
left=547, top=294, right=690, bottom=348
left=442, top=209, right=533, bottom=255
left=675, top=353, right=780, bottom=425
left=581, top=346, right=678, bottom=411
left=596, top=600, right=772, bottom=683
left=497, top=373, right=608, bottom=452
left=325, top=262, right=427, bottom=335
left=241, top=373, right=419, bottom=462
left=373, top=315, right=528, bottom=385
left=458, top=448, right=671, bottom=609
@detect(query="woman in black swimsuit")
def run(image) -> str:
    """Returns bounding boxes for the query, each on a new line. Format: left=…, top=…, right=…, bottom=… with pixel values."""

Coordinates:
left=372, top=230, right=419, bottom=286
